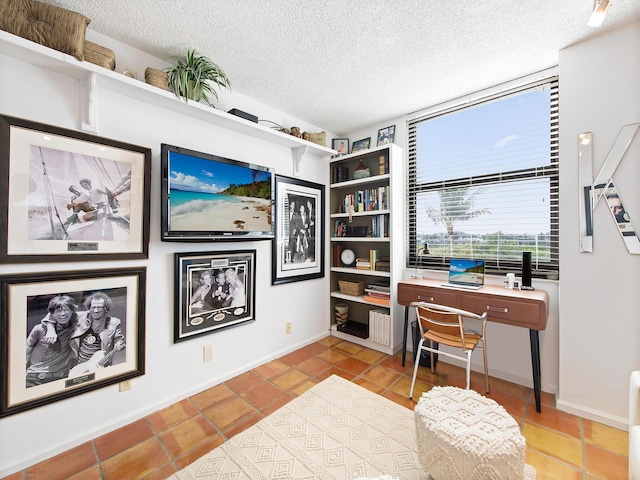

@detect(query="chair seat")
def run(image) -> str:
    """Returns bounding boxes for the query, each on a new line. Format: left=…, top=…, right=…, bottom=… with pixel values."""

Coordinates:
left=423, top=330, right=481, bottom=351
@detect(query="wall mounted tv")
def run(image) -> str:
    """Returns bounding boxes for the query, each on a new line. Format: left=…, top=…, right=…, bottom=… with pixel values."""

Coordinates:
left=161, top=144, right=274, bottom=241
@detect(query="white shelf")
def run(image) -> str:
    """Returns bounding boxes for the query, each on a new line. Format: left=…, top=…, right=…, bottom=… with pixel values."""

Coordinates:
left=330, top=174, right=390, bottom=189
left=330, top=209, right=390, bottom=218
left=0, top=30, right=335, bottom=161
left=330, top=291, right=391, bottom=307
left=330, top=267, right=391, bottom=277
left=330, top=237, right=389, bottom=243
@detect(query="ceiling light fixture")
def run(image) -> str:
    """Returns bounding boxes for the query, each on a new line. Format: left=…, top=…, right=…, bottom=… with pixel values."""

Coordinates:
left=588, top=0, right=611, bottom=27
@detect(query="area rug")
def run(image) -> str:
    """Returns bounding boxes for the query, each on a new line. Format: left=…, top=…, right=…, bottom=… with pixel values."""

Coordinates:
left=168, top=375, right=427, bottom=479
left=168, top=375, right=536, bottom=480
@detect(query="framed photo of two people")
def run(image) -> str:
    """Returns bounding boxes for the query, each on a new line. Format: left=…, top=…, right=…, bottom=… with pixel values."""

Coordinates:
left=0, top=267, right=146, bottom=418
left=0, top=114, right=151, bottom=264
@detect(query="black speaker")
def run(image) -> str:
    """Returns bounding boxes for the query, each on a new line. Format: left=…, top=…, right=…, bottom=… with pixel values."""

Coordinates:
left=521, top=251, right=534, bottom=290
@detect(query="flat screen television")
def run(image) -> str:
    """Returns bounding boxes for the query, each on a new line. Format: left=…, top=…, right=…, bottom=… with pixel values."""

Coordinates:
left=161, top=144, right=274, bottom=241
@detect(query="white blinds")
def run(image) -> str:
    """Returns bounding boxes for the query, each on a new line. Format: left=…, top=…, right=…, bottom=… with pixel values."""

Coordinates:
left=407, top=77, right=559, bottom=279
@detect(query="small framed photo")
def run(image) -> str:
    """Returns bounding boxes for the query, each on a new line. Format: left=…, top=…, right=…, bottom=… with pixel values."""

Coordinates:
left=352, top=137, right=371, bottom=153
left=174, top=250, right=256, bottom=342
left=332, top=138, right=349, bottom=156
left=272, top=175, right=325, bottom=285
left=377, top=125, right=396, bottom=146
left=0, top=267, right=146, bottom=418
left=0, top=115, right=151, bottom=263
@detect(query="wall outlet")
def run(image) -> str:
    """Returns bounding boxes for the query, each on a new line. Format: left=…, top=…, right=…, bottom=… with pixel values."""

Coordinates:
left=119, top=380, right=131, bottom=392
left=203, top=345, right=214, bottom=362
left=285, top=322, right=292, bottom=334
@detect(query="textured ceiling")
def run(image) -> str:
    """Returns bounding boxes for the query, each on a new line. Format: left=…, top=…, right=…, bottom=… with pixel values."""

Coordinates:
left=41, top=1, right=640, bottom=135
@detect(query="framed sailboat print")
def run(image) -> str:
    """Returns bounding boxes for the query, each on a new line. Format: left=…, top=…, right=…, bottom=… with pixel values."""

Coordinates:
left=0, top=115, right=151, bottom=263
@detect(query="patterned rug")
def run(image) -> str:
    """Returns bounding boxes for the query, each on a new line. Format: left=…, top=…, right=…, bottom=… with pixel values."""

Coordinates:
left=168, top=375, right=428, bottom=479
left=168, top=375, right=535, bottom=480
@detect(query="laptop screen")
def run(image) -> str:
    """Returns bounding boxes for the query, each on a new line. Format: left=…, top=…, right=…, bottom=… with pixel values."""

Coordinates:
left=447, top=258, right=485, bottom=287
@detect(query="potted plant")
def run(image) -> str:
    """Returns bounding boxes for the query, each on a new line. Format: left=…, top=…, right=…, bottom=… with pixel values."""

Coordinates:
left=166, top=49, right=231, bottom=106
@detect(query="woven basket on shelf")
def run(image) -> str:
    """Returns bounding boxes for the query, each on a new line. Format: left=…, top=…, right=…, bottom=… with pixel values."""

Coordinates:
left=84, top=40, right=116, bottom=70
left=338, top=281, right=365, bottom=296
left=144, top=67, right=169, bottom=91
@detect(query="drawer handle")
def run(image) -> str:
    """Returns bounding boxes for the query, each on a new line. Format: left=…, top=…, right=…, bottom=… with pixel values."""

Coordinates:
left=418, top=295, right=435, bottom=302
left=487, top=305, right=508, bottom=313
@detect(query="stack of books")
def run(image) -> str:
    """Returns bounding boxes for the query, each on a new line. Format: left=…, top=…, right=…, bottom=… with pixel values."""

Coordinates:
left=332, top=244, right=344, bottom=267
left=369, top=309, right=391, bottom=346
left=355, top=257, right=371, bottom=270
left=331, top=165, right=349, bottom=184
left=363, top=281, right=391, bottom=306
left=375, top=255, right=391, bottom=272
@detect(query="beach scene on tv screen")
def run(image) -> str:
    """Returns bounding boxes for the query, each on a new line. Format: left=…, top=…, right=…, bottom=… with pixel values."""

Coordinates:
left=168, top=152, right=272, bottom=232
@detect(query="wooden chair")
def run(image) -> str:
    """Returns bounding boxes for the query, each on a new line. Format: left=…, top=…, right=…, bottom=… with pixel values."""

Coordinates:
left=409, top=302, right=489, bottom=399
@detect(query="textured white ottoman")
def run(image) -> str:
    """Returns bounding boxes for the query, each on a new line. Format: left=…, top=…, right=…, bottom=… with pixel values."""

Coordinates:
left=415, top=386, right=533, bottom=480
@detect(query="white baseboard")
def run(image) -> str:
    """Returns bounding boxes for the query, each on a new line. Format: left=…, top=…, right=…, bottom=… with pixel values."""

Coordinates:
left=556, top=398, right=628, bottom=431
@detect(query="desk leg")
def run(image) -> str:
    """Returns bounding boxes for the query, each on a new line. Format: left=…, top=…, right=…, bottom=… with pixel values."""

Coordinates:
left=401, top=306, right=409, bottom=367
left=530, top=329, right=542, bottom=413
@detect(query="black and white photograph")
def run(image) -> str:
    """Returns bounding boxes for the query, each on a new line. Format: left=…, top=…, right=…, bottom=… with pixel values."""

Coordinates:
left=272, top=175, right=325, bottom=285
left=0, top=267, right=145, bottom=418
left=175, top=251, right=256, bottom=342
left=0, top=115, right=151, bottom=263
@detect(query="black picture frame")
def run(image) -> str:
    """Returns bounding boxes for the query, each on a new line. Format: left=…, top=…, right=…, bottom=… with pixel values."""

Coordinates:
left=352, top=137, right=371, bottom=153
left=272, top=175, right=325, bottom=285
left=377, top=125, right=396, bottom=146
left=0, top=115, right=151, bottom=263
left=332, top=138, right=349, bottom=157
left=174, top=250, right=256, bottom=342
left=0, top=267, right=146, bottom=418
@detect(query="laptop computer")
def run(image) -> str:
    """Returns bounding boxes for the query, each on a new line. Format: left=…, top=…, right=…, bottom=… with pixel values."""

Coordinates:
left=441, top=258, right=485, bottom=290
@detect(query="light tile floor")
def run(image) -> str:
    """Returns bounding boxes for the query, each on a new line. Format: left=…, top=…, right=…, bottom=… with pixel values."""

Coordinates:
left=2, top=336, right=629, bottom=480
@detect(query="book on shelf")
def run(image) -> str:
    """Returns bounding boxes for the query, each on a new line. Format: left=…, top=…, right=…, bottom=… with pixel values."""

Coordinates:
left=363, top=295, right=391, bottom=306
left=374, top=261, right=390, bottom=272
left=356, top=257, right=370, bottom=270
left=364, top=288, right=390, bottom=299
left=369, top=249, right=381, bottom=270
left=366, top=280, right=390, bottom=292
left=369, top=309, right=390, bottom=346
left=332, top=244, right=344, bottom=267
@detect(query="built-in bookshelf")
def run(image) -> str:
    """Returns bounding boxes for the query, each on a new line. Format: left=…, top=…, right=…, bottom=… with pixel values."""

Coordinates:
left=328, top=144, right=404, bottom=354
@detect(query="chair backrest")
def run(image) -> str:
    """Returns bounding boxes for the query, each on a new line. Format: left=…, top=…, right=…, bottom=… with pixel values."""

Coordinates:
left=412, top=302, right=487, bottom=352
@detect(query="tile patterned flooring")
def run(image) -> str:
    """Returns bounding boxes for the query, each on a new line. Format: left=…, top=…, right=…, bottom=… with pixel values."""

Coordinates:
left=3, top=336, right=629, bottom=480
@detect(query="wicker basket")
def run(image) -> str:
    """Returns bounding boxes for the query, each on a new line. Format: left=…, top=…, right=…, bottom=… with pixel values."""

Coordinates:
left=338, top=281, right=365, bottom=296
left=145, top=67, right=169, bottom=91
left=84, top=41, right=116, bottom=71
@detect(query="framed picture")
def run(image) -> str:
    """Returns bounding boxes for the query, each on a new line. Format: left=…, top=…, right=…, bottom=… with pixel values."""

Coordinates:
left=0, top=115, right=151, bottom=263
left=0, top=267, right=146, bottom=418
left=174, top=250, right=256, bottom=342
left=272, top=175, right=325, bottom=285
left=352, top=137, right=371, bottom=153
left=377, top=125, right=396, bottom=146
left=332, top=138, right=349, bottom=156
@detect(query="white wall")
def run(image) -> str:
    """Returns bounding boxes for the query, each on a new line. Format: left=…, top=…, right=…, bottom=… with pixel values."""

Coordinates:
left=557, top=21, right=640, bottom=430
left=0, top=35, right=335, bottom=476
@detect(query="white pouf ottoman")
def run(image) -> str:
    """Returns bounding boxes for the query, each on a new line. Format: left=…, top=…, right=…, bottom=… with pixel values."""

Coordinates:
left=415, top=386, right=534, bottom=480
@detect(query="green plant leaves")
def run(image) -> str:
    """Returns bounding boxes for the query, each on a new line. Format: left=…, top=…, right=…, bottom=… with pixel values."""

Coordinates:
left=166, top=49, right=231, bottom=106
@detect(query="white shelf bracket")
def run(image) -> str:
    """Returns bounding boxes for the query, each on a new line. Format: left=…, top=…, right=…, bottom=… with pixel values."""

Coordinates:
left=292, top=145, right=308, bottom=177
left=80, top=72, right=98, bottom=133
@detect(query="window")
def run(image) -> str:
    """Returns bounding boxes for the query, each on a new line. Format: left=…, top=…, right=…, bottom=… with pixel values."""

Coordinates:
left=407, top=75, right=559, bottom=279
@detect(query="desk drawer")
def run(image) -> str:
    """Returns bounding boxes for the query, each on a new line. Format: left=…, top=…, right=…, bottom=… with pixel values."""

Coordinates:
left=397, top=284, right=459, bottom=308
left=461, top=293, right=543, bottom=329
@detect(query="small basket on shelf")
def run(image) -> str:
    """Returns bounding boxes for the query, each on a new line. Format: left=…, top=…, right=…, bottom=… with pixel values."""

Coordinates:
left=338, top=281, right=365, bottom=296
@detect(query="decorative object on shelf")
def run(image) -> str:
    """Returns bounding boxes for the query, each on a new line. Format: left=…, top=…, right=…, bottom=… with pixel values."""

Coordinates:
left=0, top=266, right=146, bottom=418
left=144, top=67, right=169, bottom=91
left=332, top=138, right=349, bottom=156
left=0, top=0, right=91, bottom=61
left=377, top=125, right=396, bottom=146
left=227, top=108, right=258, bottom=123
left=0, top=114, right=151, bottom=264
left=352, top=159, right=371, bottom=179
left=340, top=248, right=356, bottom=267
left=290, top=126, right=302, bottom=138
left=166, top=49, right=231, bottom=106
left=272, top=175, right=325, bottom=285
left=174, top=250, right=256, bottom=342
left=338, top=280, right=365, bottom=296
left=83, top=40, right=115, bottom=70
left=352, top=137, right=371, bottom=153
left=334, top=303, right=349, bottom=325
left=306, top=131, right=327, bottom=147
